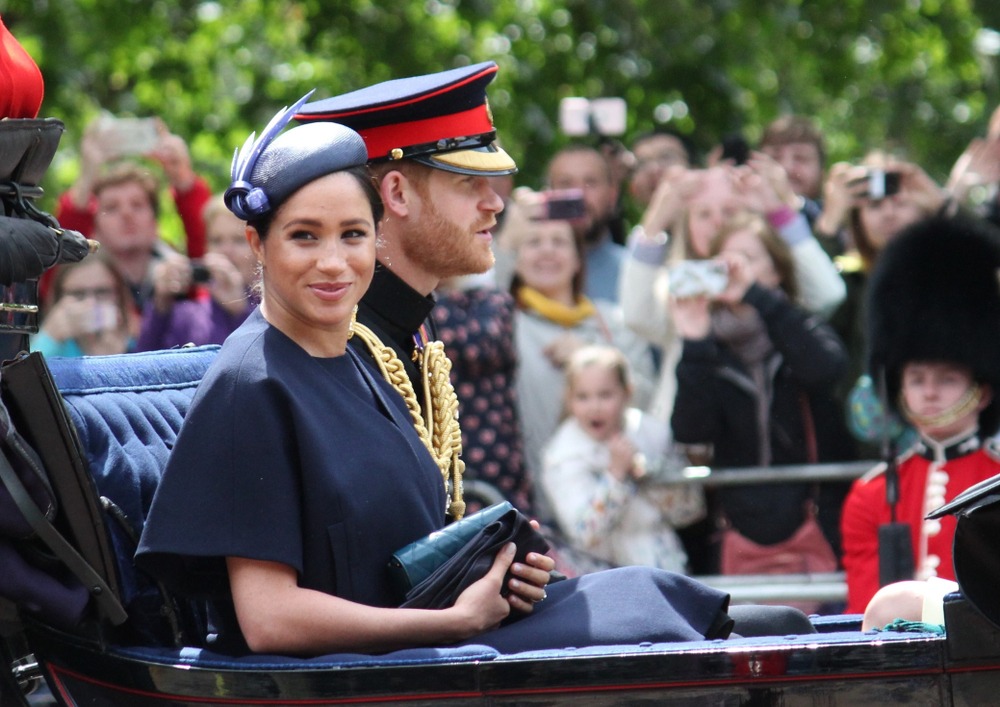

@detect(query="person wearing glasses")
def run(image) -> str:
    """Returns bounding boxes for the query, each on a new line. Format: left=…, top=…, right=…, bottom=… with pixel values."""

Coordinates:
left=32, top=252, right=138, bottom=357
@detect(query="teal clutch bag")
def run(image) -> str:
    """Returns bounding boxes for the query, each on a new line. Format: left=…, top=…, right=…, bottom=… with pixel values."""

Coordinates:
left=387, top=501, right=514, bottom=598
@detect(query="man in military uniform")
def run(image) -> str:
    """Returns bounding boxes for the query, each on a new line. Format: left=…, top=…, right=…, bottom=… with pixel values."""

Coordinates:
left=841, top=213, right=1000, bottom=621
left=296, top=62, right=517, bottom=520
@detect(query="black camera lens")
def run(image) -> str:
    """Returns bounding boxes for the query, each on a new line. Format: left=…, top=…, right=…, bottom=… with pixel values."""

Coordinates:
left=190, top=261, right=212, bottom=284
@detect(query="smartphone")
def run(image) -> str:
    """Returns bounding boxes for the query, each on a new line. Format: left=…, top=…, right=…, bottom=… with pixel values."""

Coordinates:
left=80, top=302, right=121, bottom=335
left=95, top=115, right=158, bottom=157
left=588, top=98, right=627, bottom=137
left=535, top=189, right=586, bottom=221
left=668, top=260, right=728, bottom=298
left=866, top=169, right=901, bottom=200
left=558, top=97, right=627, bottom=137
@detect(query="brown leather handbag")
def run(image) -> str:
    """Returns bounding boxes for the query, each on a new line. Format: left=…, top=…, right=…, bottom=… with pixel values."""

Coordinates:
left=718, top=393, right=837, bottom=613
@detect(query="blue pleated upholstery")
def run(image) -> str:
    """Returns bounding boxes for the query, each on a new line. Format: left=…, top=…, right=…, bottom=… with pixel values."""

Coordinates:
left=48, top=347, right=219, bottom=645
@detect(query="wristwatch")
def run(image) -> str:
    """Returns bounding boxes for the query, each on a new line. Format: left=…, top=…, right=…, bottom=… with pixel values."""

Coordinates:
left=629, top=224, right=669, bottom=246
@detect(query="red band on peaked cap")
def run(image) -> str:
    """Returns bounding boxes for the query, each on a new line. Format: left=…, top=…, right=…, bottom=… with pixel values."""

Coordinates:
left=294, top=61, right=500, bottom=160
left=355, top=105, right=493, bottom=161
left=0, top=16, right=45, bottom=119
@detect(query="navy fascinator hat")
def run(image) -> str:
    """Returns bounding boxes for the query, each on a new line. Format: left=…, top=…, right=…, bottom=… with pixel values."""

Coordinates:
left=225, top=91, right=369, bottom=220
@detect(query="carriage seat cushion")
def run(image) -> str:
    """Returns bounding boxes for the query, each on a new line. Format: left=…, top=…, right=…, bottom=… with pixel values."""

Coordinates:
left=47, top=346, right=219, bottom=640
left=48, top=347, right=220, bottom=540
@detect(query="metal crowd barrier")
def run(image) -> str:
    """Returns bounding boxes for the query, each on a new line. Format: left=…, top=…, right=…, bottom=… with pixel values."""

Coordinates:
left=662, top=460, right=878, bottom=487
left=697, top=572, right=849, bottom=605
left=656, top=460, right=880, bottom=607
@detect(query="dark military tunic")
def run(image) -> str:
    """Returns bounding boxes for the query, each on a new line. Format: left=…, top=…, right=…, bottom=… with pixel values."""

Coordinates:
left=351, top=263, right=436, bottom=383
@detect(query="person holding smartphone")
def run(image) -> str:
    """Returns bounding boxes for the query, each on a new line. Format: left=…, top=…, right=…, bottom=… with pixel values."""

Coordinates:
left=52, top=115, right=212, bottom=309
left=818, top=153, right=949, bottom=457
left=32, top=252, right=138, bottom=358
left=504, top=189, right=656, bottom=510
left=545, top=144, right=627, bottom=304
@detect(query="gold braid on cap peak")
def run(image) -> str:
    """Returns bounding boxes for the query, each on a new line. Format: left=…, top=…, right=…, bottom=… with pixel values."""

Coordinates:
left=352, top=322, right=466, bottom=519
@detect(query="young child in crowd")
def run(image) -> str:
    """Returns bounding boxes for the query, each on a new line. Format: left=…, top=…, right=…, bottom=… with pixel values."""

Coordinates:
left=540, top=344, right=704, bottom=574
left=841, top=213, right=1000, bottom=622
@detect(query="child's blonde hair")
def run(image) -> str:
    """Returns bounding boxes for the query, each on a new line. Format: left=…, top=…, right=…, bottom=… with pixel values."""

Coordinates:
left=561, top=344, right=633, bottom=419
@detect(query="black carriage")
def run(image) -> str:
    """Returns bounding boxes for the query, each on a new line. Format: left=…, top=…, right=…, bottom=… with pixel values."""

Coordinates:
left=0, top=346, right=999, bottom=705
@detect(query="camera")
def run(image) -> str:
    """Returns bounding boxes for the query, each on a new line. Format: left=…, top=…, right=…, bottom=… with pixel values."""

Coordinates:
left=719, top=133, right=750, bottom=166
left=558, top=97, right=627, bottom=137
left=864, top=169, right=901, bottom=200
left=190, top=260, right=212, bottom=284
left=533, top=189, right=586, bottom=221
left=668, top=260, right=728, bottom=298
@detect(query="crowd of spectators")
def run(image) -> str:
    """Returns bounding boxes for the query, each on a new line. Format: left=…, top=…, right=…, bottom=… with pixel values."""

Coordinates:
left=34, top=97, right=1000, bottom=613
left=35, top=115, right=255, bottom=357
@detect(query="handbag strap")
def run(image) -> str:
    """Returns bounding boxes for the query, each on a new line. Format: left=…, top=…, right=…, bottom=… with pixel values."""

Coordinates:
left=798, top=391, right=819, bottom=464
left=0, top=447, right=127, bottom=625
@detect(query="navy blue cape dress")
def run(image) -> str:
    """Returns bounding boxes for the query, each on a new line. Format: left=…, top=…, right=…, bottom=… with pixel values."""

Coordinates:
left=137, top=310, right=730, bottom=655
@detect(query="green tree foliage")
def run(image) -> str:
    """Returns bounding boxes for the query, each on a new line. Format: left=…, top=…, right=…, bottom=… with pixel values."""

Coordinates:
left=3, top=0, right=998, bottom=205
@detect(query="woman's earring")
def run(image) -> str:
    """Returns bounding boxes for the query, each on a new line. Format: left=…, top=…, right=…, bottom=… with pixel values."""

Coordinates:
left=347, top=304, right=358, bottom=339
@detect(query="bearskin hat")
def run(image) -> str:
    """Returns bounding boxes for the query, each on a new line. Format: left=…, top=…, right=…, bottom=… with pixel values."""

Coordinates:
left=867, top=212, right=1000, bottom=436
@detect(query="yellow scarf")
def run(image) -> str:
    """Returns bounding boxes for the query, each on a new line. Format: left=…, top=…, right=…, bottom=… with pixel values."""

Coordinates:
left=516, top=285, right=597, bottom=327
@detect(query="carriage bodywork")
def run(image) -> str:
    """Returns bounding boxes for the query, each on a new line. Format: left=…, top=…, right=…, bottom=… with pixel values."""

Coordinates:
left=2, top=346, right=1000, bottom=706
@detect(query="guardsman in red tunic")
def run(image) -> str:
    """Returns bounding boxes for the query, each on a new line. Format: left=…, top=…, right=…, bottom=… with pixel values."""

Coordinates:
left=843, top=433, right=1000, bottom=614
left=840, top=213, right=1000, bottom=615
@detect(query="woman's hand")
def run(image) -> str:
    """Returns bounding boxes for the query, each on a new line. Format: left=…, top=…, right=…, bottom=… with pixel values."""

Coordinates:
left=450, top=543, right=517, bottom=633
left=148, top=121, right=197, bottom=192
left=815, top=162, right=866, bottom=237
left=607, top=432, right=638, bottom=481
left=39, top=296, right=93, bottom=342
left=48, top=297, right=128, bottom=356
left=150, top=251, right=193, bottom=313
left=202, top=252, right=250, bottom=314
left=639, top=165, right=698, bottom=235
left=68, top=120, right=113, bottom=208
left=543, top=332, right=585, bottom=368
left=715, top=250, right=753, bottom=304
left=947, top=133, right=1000, bottom=203
left=742, top=152, right=798, bottom=213
left=896, top=160, right=946, bottom=215
left=505, top=526, right=554, bottom=614
left=670, top=294, right=712, bottom=340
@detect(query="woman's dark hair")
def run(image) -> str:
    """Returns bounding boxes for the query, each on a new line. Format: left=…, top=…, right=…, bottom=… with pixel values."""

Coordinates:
left=848, top=207, right=879, bottom=270
left=849, top=149, right=920, bottom=271
left=246, top=165, right=383, bottom=238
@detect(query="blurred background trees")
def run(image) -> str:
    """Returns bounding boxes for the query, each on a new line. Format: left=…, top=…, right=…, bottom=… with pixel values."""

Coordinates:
left=4, top=0, right=999, bottom=206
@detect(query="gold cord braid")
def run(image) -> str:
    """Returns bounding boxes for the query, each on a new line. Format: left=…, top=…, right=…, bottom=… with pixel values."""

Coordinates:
left=420, top=341, right=466, bottom=519
left=352, top=322, right=466, bottom=519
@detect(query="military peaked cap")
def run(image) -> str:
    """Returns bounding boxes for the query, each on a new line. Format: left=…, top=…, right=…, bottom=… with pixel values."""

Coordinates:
left=295, top=61, right=516, bottom=177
